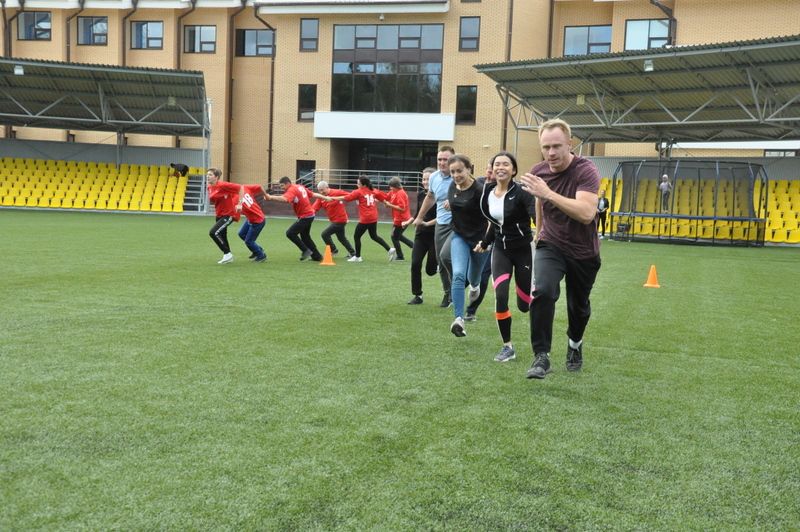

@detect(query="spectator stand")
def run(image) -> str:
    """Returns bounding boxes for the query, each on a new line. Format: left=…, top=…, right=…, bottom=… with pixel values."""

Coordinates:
left=0, top=57, right=210, bottom=214
left=476, top=34, right=800, bottom=246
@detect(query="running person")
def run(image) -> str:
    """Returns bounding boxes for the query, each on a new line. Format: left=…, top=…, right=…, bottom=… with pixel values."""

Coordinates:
left=236, top=183, right=267, bottom=262
left=334, top=176, right=392, bottom=262
left=404, top=168, right=438, bottom=305
left=466, top=159, right=495, bottom=321
left=477, top=151, right=536, bottom=362
left=207, top=167, right=240, bottom=264
left=263, top=176, right=323, bottom=261
left=447, top=154, right=490, bottom=338
left=313, top=180, right=356, bottom=258
left=519, top=118, right=601, bottom=380
left=412, top=146, right=456, bottom=308
left=384, top=177, right=414, bottom=261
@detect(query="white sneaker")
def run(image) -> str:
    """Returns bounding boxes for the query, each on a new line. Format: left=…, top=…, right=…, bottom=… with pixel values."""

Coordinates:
left=468, top=285, right=481, bottom=305
left=347, top=255, right=363, bottom=262
left=450, top=317, right=466, bottom=337
left=388, top=247, right=397, bottom=261
left=217, top=253, right=233, bottom=264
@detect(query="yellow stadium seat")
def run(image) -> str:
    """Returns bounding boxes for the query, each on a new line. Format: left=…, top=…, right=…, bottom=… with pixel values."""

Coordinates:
left=771, top=229, right=787, bottom=243
left=50, top=198, right=62, bottom=208
left=698, top=225, right=714, bottom=239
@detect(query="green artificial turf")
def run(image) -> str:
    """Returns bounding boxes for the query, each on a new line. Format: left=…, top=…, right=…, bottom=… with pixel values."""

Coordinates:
left=1, top=209, right=798, bottom=530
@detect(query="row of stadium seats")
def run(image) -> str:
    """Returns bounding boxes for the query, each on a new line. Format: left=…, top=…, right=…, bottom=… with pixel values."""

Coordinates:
left=597, top=177, right=799, bottom=243
left=0, top=158, right=204, bottom=213
left=1, top=165, right=797, bottom=242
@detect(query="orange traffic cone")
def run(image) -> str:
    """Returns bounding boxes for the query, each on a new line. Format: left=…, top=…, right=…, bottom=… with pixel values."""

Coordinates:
left=643, top=264, right=660, bottom=288
left=320, top=245, right=336, bottom=266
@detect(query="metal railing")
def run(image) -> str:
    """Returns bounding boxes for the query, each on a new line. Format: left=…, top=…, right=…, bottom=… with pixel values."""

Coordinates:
left=293, top=169, right=423, bottom=192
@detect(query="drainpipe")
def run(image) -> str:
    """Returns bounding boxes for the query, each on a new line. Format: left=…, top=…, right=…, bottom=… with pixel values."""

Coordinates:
left=1, top=0, right=7, bottom=57
left=500, top=0, right=514, bottom=151
left=65, top=0, right=86, bottom=143
left=65, top=0, right=86, bottom=62
left=649, top=0, right=676, bottom=44
left=546, top=0, right=554, bottom=58
left=225, top=1, right=246, bottom=179
left=5, top=0, right=24, bottom=138
left=5, top=0, right=24, bottom=59
left=175, top=0, right=197, bottom=148
left=253, top=6, right=276, bottom=183
left=121, top=0, right=139, bottom=66
left=176, top=0, right=197, bottom=70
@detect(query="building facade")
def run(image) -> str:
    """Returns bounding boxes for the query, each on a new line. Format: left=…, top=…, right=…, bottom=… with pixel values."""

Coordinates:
left=0, top=0, right=797, bottom=184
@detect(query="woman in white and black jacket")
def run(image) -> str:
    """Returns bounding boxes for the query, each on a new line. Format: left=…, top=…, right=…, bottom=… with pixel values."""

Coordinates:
left=476, top=151, right=537, bottom=363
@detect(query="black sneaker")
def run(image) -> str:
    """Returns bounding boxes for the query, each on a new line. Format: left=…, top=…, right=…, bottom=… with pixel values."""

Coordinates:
left=300, top=249, right=312, bottom=261
left=439, top=294, right=452, bottom=308
left=248, top=252, right=257, bottom=260
left=407, top=295, right=423, bottom=305
left=254, top=255, right=267, bottom=263
left=464, top=312, right=476, bottom=322
left=566, top=343, right=583, bottom=371
left=494, top=345, right=516, bottom=362
left=526, top=352, right=551, bottom=379
left=331, top=249, right=339, bottom=256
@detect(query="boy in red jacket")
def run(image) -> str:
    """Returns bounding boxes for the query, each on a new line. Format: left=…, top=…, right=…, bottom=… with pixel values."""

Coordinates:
left=207, top=168, right=240, bottom=264
left=264, top=176, right=324, bottom=261
left=236, top=184, right=268, bottom=262
left=312, top=180, right=356, bottom=258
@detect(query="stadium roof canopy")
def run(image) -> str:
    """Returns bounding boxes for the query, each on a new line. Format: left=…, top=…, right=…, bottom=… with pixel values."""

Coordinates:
left=0, top=57, right=208, bottom=137
left=475, top=34, right=800, bottom=145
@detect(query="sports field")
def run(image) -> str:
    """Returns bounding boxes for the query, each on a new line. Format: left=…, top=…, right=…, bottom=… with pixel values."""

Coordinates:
left=2, top=209, right=798, bottom=529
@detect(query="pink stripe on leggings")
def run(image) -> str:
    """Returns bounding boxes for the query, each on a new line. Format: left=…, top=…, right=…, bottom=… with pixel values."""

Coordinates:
left=493, top=273, right=511, bottom=289
left=516, top=285, right=533, bottom=305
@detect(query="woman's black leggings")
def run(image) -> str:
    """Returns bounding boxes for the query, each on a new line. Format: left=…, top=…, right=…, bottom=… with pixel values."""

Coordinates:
left=354, top=222, right=390, bottom=257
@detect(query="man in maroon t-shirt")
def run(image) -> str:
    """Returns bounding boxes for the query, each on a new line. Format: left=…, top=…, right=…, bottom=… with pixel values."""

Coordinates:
left=519, top=118, right=601, bottom=380
left=264, top=176, right=323, bottom=261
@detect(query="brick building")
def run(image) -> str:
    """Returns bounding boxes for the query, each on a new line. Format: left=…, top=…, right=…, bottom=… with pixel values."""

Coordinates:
left=0, top=0, right=797, bottom=184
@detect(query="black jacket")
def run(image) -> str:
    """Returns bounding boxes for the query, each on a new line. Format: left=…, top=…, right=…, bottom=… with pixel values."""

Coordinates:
left=479, top=180, right=536, bottom=251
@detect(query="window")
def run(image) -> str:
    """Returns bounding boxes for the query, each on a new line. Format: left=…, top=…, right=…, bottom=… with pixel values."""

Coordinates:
left=298, top=84, right=317, bottom=121
left=131, top=21, right=163, bottom=49
left=18, top=12, right=51, bottom=41
left=459, top=17, right=480, bottom=51
left=300, top=19, right=318, bottom=51
left=332, top=24, right=443, bottom=114
left=235, top=29, right=274, bottom=56
left=78, top=17, right=108, bottom=45
left=456, top=86, right=477, bottom=124
left=355, top=25, right=377, bottom=49
left=184, top=25, right=216, bottom=53
left=564, top=25, right=611, bottom=56
left=625, top=19, right=670, bottom=50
